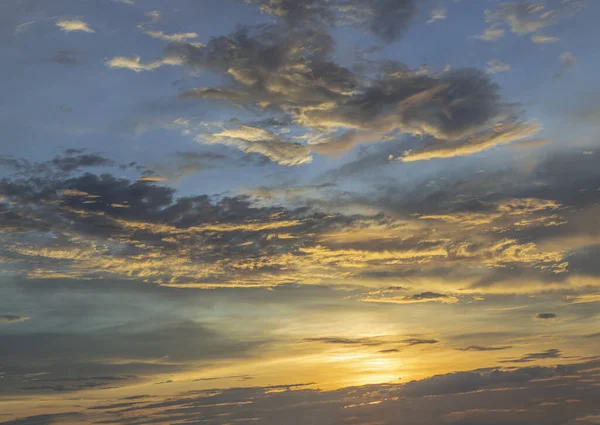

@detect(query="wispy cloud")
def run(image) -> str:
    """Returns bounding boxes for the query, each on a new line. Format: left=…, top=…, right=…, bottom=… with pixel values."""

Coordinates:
left=0, top=315, right=30, bottom=324
left=105, top=55, right=183, bottom=72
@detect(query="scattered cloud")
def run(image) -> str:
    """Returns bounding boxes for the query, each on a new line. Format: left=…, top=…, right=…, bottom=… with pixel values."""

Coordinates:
left=138, top=11, right=199, bottom=42
left=476, top=1, right=582, bottom=43
left=531, top=34, right=560, bottom=43
left=427, top=7, right=447, bottom=24
left=143, top=29, right=200, bottom=43
left=56, top=19, right=94, bottom=33
left=105, top=55, right=183, bottom=72
left=560, top=52, right=577, bottom=69
left=487, top=59, right=511, bottom=74
left=473, top=25, right=505, bottom=41
left=45, top=49, right=81, bottom=66
left=553, top=51, right=578, bottom=78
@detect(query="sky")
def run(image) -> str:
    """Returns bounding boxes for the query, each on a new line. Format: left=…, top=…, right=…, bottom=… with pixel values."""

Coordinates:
left=1, top=0, right=600, bottom=424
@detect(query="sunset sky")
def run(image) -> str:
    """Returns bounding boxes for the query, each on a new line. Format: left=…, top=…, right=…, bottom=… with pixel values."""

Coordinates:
left=1, top=0, right=600, bottom=424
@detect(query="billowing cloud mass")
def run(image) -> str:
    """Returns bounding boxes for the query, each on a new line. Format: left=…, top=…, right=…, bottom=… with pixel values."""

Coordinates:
left=2, top=0, right=599, bottom=422
left=167, top=23, right=524, bottom=162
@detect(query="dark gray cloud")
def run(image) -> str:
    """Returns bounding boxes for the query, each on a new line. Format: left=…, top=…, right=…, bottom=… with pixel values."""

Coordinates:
left=45, top=49, right=81, bottom=66
left=163, top=20, right=517, bottom=162
left=500, top=348, right=564, bottom=364
left=535, top=313, right=558, bottom=320
left=0, top=413, right=83, bottom=425
left=403, top=363, right=577, bottom=397
left=0, top=151, right=113, bottom=175
left=0, top=161, right=397, bottom=286
left=4, top=361, right=598, bottom=425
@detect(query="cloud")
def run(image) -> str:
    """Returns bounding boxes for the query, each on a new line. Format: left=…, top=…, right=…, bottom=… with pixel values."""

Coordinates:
left=0, top=150, right=572, bottom=290
left=485, top=2, right=552, bottom=35
left=457, top=345, right=513, bottom=352
left=209, top=125, right=312, bottom=166
left=487, top=59, right=511, bottom=74
left=143, top=29, right=200, bottom=43
left=0, top=413, right=84, bottom=425
left=427, top=7, right=447, bottom=24
left=559, top=52, right=577, bottom=72
left=563, top=294, right=600, bottom=304
left=55, top=19, right=94, bottom=33
left=401, top=338, right=439, bottom=346
left=0, top=320, right=265, bottom=393
left=476, top=1, right=582, bottom=43
left=168, top=24, right=512, bottom=159
left=138, top=11, right=200, bottom=42
left=473, top=25, right=505, bottom=41
left=51, top=153, right=113, bottom=172
left=245, top=0, right=417, bottom=43
left=0, top=315, right=29, bottom=324
left=105, top=55, right=183, bottom=72
left=303, top=337, right=384, bottom=346
left=5, top=361, right=600, bottom=425
left=45, top=49, right=81, bottom=66
left=400, top=119, right=541, bottom=162
left=145, top=151, right=228, bottom=181
left=531, top=34, right=560, bottom=43
left=500, top=348, right=564, bottom=363
left=534, top=313, right=559, bottom=320
left=403, top=362, right=576, bottom=396
left=362, top=291, right=459, bottom=305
